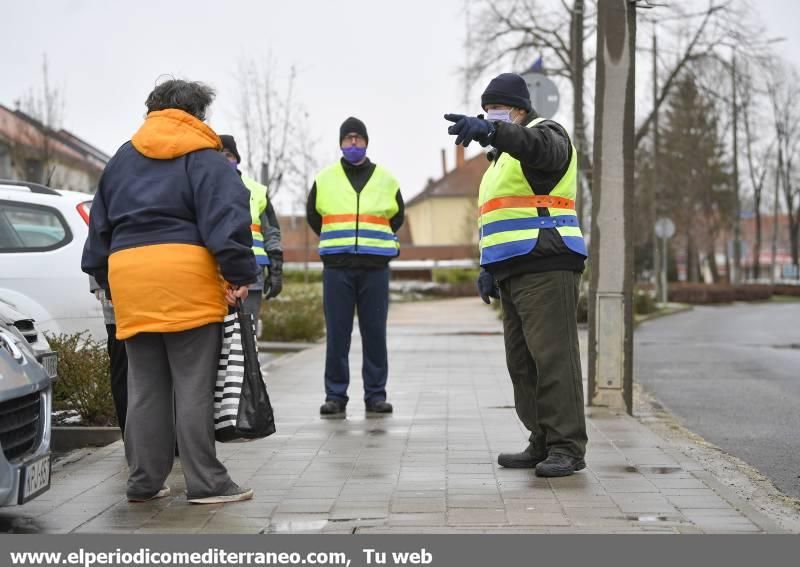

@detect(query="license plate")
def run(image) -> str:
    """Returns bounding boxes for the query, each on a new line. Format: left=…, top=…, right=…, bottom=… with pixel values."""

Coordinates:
left=40, top=353, right=57, bottom=379
left=18, top=454, right=51, bottom=504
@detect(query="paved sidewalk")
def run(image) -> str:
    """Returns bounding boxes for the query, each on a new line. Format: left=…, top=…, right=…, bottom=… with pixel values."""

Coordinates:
left=2, top=299, right=788, bottom=533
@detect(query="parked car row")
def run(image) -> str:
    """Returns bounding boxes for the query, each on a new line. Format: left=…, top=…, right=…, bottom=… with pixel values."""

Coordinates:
left=0, top=178, right=103, bottom=506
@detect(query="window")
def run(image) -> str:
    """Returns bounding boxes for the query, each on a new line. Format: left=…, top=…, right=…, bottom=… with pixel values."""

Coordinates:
left=0, top=201, right=71, bottom=252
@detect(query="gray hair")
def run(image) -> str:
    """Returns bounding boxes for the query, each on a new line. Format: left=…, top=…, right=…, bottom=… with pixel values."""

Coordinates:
left=144, top=79, right=216, bottom=121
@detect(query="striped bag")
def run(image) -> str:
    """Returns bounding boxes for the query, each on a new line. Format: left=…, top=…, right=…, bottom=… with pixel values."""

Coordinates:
left=214, top=305, right=276, bottom=442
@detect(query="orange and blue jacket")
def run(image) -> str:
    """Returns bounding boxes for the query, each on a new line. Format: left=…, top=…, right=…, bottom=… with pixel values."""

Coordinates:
left=81, top=109, right=258, bottom=340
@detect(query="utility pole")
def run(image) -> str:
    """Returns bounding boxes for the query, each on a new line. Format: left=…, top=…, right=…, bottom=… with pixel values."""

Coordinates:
left=588, top=0, right=636, bottom=413
left=652, top=29, right=661, bottom=301
left=731, top=54, right=742, bottom=284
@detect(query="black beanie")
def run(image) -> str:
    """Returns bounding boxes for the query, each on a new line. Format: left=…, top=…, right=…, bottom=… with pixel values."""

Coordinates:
left=339, top=117, right=368, bottom=144
left=481, top=73, right=533, bottom=113
left=219, top=134, right=241, bottom=163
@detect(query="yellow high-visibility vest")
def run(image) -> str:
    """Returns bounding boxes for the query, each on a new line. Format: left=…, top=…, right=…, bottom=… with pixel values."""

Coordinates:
left=242, top=175, right=270, bottom=266
left=478, top=118, right=586, bottom=265
left=315, top=162, right=400, bottom=257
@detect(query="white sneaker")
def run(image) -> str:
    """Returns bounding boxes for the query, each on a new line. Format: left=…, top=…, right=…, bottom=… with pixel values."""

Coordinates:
left=188, top=484, right=254, bottom=505
left=128, top=486, right=170, bottom=502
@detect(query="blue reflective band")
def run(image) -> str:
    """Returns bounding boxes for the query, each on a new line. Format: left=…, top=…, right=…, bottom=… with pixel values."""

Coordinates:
left=320, top=229, right=356, bottom=241
left=480, top=215, right=579, bottom=238
left=320, top=229, right=396, bottom=241
left=480, top=239, right=537, bottom=265
left=358, top=229, right=397, bottom=241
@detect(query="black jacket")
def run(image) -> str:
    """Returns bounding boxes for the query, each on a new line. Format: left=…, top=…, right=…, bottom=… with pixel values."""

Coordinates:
left=306, top=158, right=404, bottom=269
left=483, top=114, right=585, bottom=281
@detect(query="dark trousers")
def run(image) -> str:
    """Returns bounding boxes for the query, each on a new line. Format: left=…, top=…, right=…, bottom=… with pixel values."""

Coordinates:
left=106, top=324, right=128, bottom=435
left=323, top=267, right=390, bottom=404
left=498, top=271, right=587, bottom=458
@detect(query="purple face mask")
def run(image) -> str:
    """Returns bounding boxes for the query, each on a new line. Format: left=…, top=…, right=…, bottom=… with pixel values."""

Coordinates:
left=342, top=146, right=367, bottom=164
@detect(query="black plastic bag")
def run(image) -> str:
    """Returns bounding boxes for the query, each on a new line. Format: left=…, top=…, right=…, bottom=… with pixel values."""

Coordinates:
left=214, top=303, right=276, bottom=442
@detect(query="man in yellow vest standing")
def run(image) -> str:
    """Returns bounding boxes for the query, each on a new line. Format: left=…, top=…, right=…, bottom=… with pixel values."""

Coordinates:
left=219, top=135, right=283, bottom=326
left=445, top=73, right=588, bottom=477
left=306, top=117, right=404, bottom=418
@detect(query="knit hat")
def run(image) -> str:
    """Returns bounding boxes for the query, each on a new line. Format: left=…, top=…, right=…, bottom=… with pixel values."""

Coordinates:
left=219, top=134, right=241, bottom=163
left=481, top=73, right=533, bottom=113
left=339, top=117, right=368, bottom=144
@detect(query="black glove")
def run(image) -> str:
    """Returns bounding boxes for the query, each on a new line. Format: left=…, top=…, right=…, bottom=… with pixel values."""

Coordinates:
left=264, top=252, right=283, bottom=299
left=476, top=270, right=500, bottom=304
left=444, top=114, right=496, bottom=147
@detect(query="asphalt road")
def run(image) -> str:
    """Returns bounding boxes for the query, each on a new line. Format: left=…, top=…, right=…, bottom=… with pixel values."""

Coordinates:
left=635, top=302, right=800, bottom=500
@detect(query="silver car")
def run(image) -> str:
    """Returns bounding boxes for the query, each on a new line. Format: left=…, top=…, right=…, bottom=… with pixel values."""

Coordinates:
left=0, top=300, right=55, bottom=506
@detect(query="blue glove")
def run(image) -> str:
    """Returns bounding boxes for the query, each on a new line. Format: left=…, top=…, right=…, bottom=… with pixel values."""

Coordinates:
left=444, top=114, right=496, bottom=147
left=476, top=271, right=500, bottom=304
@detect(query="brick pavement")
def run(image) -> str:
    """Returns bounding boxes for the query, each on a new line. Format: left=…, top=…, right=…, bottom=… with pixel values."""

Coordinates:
left=1, top=298, right=787, bottom=533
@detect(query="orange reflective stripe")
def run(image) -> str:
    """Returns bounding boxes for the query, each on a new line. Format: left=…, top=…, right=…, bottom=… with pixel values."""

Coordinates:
left=322, top=214, right=390, bottom=226
left=250, top=223, right=261, bottom=231
left=480, top=195, right=575, bottom=215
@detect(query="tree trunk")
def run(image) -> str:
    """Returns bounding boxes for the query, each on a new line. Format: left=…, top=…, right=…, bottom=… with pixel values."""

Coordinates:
left=753, top=201, right=762, bottom=279
left=707, top=243, right=720, bottom=283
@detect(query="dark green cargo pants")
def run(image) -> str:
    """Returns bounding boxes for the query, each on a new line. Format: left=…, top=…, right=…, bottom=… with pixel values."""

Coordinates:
left=498, top=270, right=587, bottom=458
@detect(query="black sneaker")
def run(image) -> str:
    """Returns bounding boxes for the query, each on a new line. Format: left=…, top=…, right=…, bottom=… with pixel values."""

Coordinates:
left=365, top=400, right=393, bottom=414
left=497, top=443, right=547, bottom=469
left=535, top=453, right=586, bottom=477
left=320, top=400, right=346, bottom=417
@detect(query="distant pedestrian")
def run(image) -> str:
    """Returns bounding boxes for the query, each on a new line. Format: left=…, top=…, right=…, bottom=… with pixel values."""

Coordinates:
left=89, top=276, right=127, bottom=435
left=445, top=73, right=588, bottom=477
left=306, top=117, right=404, bottom=418
left=218, top=134, right=284, bottom=330
left=82, top=78, right=258, bottom=503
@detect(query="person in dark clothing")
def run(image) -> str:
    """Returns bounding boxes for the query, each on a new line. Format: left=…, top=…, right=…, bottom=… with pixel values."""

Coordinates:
left=218, top=134, right=284, bottom=332
left=82, top=79, right=258, bottom=503
left=445, top=72, right=588, bottom=477
left=306, top=116, right=404, bottom=418
left=89, top=277, right=128, bottom=434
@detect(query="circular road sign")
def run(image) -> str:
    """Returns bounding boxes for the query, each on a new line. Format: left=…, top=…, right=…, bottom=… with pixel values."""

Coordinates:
left=654, top=217, right=676, bottom=239
left=520, top=72, right=560, bottom=119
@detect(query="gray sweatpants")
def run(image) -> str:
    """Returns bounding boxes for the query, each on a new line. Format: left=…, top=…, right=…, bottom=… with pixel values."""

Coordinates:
left=124, top=323, right=234, bottom=500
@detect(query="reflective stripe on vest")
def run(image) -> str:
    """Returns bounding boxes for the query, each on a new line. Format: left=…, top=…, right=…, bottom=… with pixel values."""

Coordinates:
left=315, top=162, right=400, bottom=257
left=477, top=118, right=587, bottom=265
left=242, top=175, right=270, bottom=266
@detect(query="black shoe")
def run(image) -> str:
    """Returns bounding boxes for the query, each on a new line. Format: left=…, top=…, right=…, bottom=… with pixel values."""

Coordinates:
left=535, top=453, right=586, bottom=477
left=497, top=444, right=547, bottom=469
left=365, top=400, right=393, bottom=414
left=320, top=400, right=346, bottom=417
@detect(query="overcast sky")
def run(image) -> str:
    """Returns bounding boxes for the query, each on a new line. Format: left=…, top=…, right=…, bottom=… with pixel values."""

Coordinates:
left=1, top=0, right=798, bottom=212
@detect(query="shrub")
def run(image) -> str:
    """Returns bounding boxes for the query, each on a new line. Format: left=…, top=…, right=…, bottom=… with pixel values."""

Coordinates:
left=772, top=284, right=800, bottom=297
left=46, top=332, right=116, bottom=427
left=634, top=290, right=658, bottom=315
left=432, top=268, right=480, bottom=285
left=282, top=269, right=323, bottom=284
left=667, top=283, right=774, bottom=304
left=261, top=283, right=326, bottom=342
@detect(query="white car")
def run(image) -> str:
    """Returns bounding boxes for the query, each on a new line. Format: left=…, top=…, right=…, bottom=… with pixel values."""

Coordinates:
left=0, top=180, right=104, bottom=341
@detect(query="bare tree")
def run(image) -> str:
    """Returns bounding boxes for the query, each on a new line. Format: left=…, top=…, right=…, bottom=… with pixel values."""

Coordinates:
left=235, top=57, right=297, bottom=200
left=738, top=60, right=774, bottom=279
left=12, top=53, right=65, bottom=184
left=463, top=0, right=597, bottom=220
left=766, top=63, right=800, bottom=278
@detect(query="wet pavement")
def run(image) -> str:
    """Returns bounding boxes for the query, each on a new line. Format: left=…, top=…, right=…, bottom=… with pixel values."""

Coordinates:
left=0, top=299, right=789, bottom=533
left=636, top=302, right=800, bottom=500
